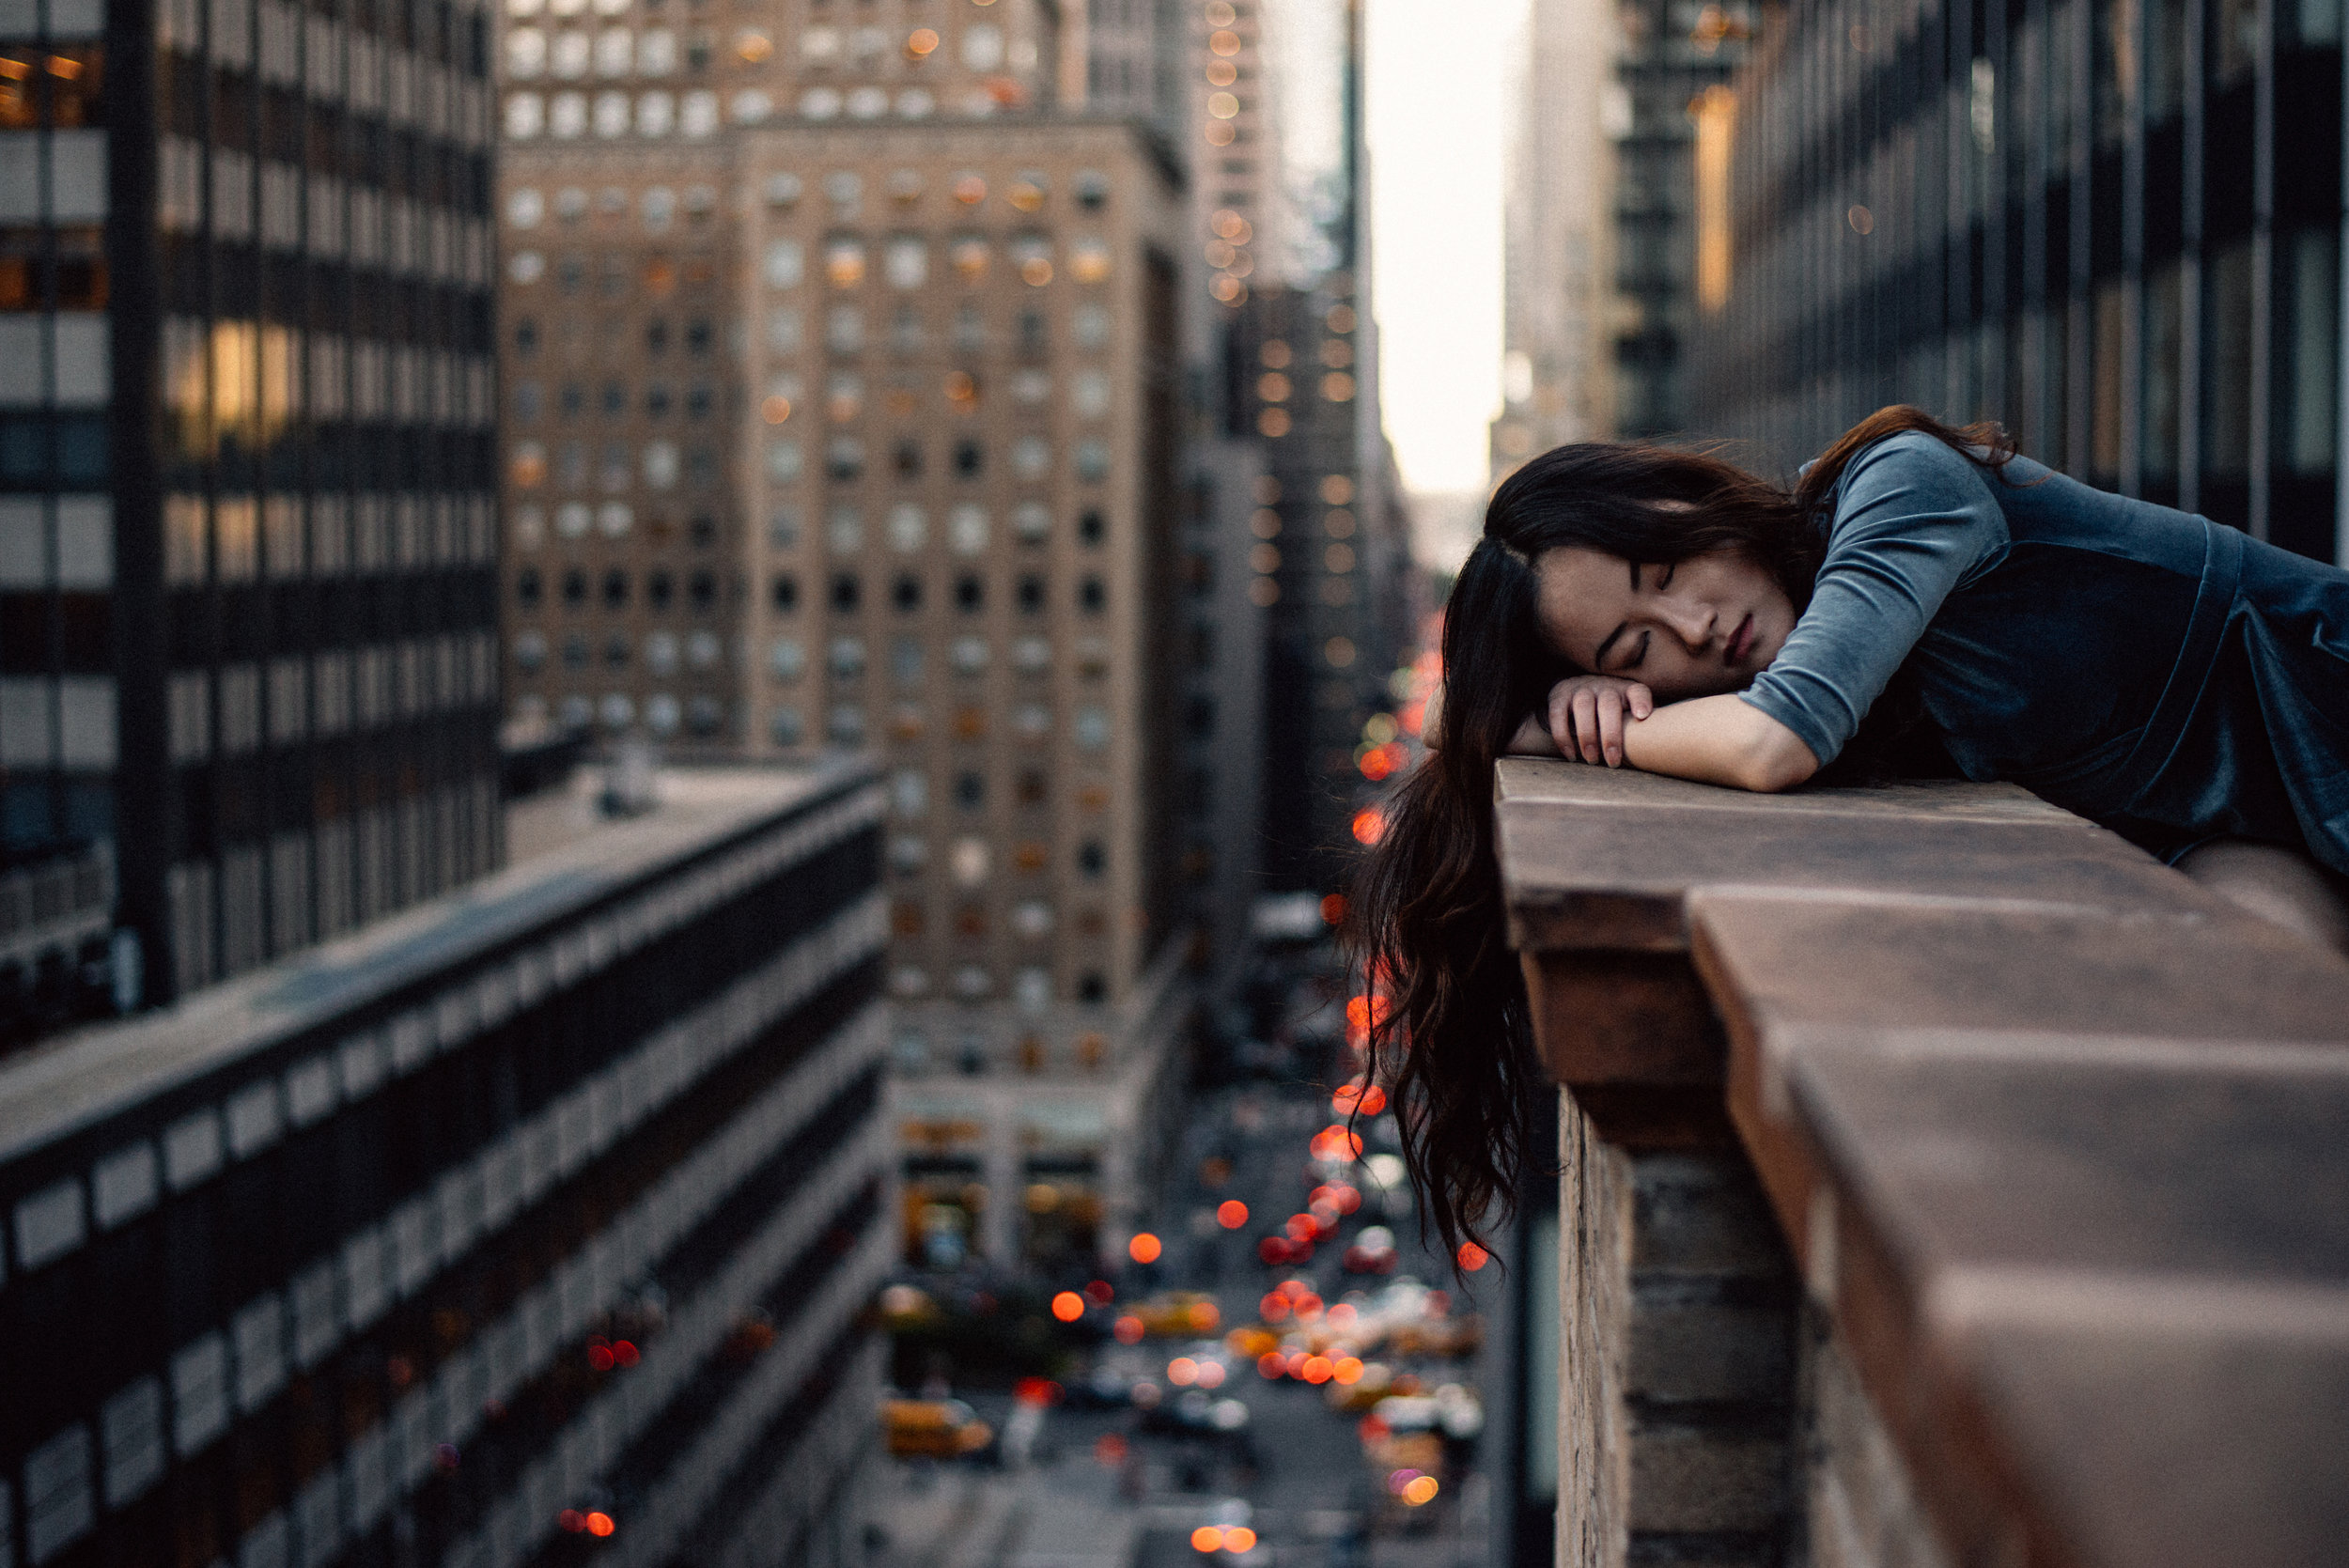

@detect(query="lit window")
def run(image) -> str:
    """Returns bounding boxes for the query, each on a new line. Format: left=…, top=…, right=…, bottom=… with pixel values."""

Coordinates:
left=951, top=636, right=988, bottom=674
left=1011, top=437, right=1050, bottom=479
left=827, top=503, right=863, bottom=551
left=948, top=504, right=988, bottom=553
left=1072, top=369, right=1110, bottom=418
left=888, top=504, right=927, bottom=551
left=761, top=240, right=804, bottom=291
left=770, top=706, right=804, bottom=745
left=766, top=440, right=802, bottom=482
left=830, top=635, right=867, bottom=676
left=639, top=27, right=676, bottom=71
left=765, top=172, right=802, bottom=208
left=595, top=26, right=631, bottom=74
left=829, top=704, right=866, bottom=743
left=1012, top=635, right=1049, bottom=672
left=892, top=768, right=928, bottom=816
left=506, top=93, right=546, bottom=137
left=770, top=638, right=805, bottom=679
left=1012, top=503, right=1050, bottom=542
left=884, top=237, right=927, bottom=288
left=826, top=237, right=867, bottom=287
left=950, top=236, right=989, bottom=280
left=801, top=86, right=842, bottom=118
left=507, top=29, right=548, bottom=76
left=1073, top=303, right=1110, bottom=349
left=1074, top=440, right=1111, bottom=482
left=635, top=90, right=674, bottom=135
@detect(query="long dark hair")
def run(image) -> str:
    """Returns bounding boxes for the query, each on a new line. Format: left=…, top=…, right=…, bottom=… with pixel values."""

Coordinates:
left=1351, top=406, right=2018, bottom=1269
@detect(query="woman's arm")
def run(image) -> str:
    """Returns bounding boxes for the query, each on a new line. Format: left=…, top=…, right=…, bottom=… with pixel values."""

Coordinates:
left=1621, top=694, right=1819, bottom=791
left=1508, top=676, right=1817, bottom=791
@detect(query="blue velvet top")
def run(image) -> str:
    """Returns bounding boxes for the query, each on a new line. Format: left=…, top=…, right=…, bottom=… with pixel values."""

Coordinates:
left=1738, top=430, right=2349, bottom=873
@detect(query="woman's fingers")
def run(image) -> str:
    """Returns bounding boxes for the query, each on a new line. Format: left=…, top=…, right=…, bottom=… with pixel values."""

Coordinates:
left=1571, top=688, right=1604, bottom=763
left=1597, top=688, right=1626, bottom=765
left=1629, top=683, right=1655, bottom=721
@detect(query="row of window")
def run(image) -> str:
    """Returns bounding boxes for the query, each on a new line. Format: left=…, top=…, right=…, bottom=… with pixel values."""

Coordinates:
left=512, top=627, right=722, bottom=674
left=764, top=434, right=1115, bottom=485
left=519, top=688, right=726, bottom=735
left=889, top=964, right=1111, bottom=1009
left=760, top=302, right=1113, bottom=357
left=502, top=81, right=1019, bottom=137
left=515, top=563, right=720, bottom=611
left=509, top=502, right=718, bottom=546
left=511, top=379, right=721, bottom=422
left=769, top=570, right=1110, bottom=616
left=507, top=437, right=717, bottom=491
left=893, top=896, right=1090, bottom=939
left=771, top=502, right=1106, bottom=553
left=754, top=234, right=1114, bottom=290
left=776, top=702, right=1111, bottom=752
left=775, top=633, right=1097, bottom=680
left=511, top=314, right=714, bottom=357
left=890, top=764, right=1065, bottom=813
left=889, top=833, right=1108, bottom=883
left=502, top=169, right=1110, bottom=234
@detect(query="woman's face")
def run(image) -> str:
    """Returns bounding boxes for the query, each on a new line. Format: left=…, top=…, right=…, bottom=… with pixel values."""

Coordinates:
left=1532, top=545, right=1796, bottom=701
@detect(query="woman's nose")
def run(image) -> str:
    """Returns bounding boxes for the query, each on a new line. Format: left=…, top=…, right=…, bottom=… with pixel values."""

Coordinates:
left=1662, top=598, right=1715, bottom=647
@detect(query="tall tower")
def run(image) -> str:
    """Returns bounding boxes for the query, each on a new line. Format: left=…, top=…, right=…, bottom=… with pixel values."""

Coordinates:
left=1490, top=0, right=1622, bottom=474
left=0, top=0, right=505, bottom=1011
left=494, top=0, right=1194, bottom=1271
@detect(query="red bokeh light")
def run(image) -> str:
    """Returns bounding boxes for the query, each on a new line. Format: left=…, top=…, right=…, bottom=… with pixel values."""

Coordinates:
left=585, top=1512, right=616, bottom=1537
left=1112, top=1314, right=1144, bottom=1344
left=1351, top=807, right=1385, bottom=845
left=1217, top=1199, right=1250, bottom=1229
left=1457, top=1241, right=1491, bottom=1272
left=1128, top=1232, right=1163, bottom=1264
left=612, top=1341, right=639, bottom=1366
left=1051, top=1291, right=1085, bottom=1322
left=586, top=1343, right=614, bottom=1372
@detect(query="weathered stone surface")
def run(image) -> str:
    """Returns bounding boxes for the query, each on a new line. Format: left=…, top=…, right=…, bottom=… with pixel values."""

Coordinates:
left=1496, top=756, right=2349, bottom=1568
left=1624, top=1422, right=1790, bottom=1533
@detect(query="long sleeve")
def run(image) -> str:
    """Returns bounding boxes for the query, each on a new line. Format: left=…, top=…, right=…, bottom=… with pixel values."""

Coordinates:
left=1739, top=431, right=2009, bottom=765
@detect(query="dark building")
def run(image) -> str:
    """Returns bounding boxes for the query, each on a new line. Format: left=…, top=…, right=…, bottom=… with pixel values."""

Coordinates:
left=1612, top=0, right=1756, bottom=439
left=0, top=0, right=503, bottom=1012
left=1222, top=277, right=1412, bottom=894
left=1689, top=0, right=2347, bottom=566
left=0, top=760, right=890, bottom=1568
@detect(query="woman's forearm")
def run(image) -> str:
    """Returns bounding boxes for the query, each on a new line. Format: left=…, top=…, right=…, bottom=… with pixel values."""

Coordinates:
left=1620, top=694, right=1819, bottom=791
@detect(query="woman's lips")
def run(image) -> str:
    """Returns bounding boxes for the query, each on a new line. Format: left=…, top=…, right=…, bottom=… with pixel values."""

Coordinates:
left=1726, top=613, right=1754, bottom=665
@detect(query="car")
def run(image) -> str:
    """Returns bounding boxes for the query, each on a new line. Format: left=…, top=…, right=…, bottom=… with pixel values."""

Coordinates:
left=881, top=1397, right=994, bottom=1459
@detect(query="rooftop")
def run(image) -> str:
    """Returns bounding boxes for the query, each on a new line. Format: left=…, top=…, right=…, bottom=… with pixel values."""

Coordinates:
left=0, top=759, right=870, bottom=1163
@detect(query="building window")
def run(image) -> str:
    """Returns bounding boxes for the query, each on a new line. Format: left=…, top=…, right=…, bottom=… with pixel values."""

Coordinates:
left=952, top=439, right=982, bottom=477
left=516, top=568, right=542, bottom=607
left=689, top=569, right=716, bottom=610
left=953, top=574, right=983, bottom=612
left=828, top=437, right=865, bottom=480
left=1079, top=509, right=1105, bottom=546
left=561, top=567, right=587, bottom=607
left=892, top=574, right=922, bottom=611
left=1016, top=574, right=1045, bottom=613
left=1078, top=576, right=1104, bottom=613
left=953, top=770, right=984, bottom=809
left=1078, top=840, right=1105, bottom=877
left=832, top=572, right=861, bottom=612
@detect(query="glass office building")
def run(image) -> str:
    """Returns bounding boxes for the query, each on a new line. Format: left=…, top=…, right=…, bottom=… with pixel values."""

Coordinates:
left=1689, top=0, right=2347, bottom=565
left=0, top=0, right=504, bottom=1011
left=0, top=761, right=889, bottom=1568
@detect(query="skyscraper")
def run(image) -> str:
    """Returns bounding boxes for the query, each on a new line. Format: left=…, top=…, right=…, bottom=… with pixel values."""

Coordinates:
left=1490, top=0, right=1621, bottom=474
left=494, top=2, right=1197, bottom=1268
left=0, top=0, right=506, bottom=1009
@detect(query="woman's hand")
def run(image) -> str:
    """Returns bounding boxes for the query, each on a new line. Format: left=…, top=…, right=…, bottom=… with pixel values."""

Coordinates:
left=1546, top=675, right=1655, bottom=767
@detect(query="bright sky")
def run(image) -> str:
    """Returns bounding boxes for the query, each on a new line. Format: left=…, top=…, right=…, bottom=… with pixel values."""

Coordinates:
left=1364, top=0, right=1520, bottom=495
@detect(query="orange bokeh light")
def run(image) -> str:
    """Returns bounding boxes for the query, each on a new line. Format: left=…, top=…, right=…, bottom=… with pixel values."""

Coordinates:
left=1457, top=1241, right=1491, bottom=1272
left=1168, top=1357, right=1199, bottom=1386
left=1402, top=1475, right=1440, bottom=1506
left=1128, top=1232, right=1163, bottom=1264
left=585, top=1512, right=616, bottom=1537
left=1351, top=806, right=1385, bottom=845
left=1191, top=1525, right=1226, bottom=1552
left=1113, top=1314, right=1144, bottom=1344
left=1332, top=1357, right=1364, bottom=1384
left=1257, top=1351, right=1286, bottom=1378
left=1223, top=1527, right=1258, bottom=1551
left=1217, top=1199, right=1250, bottom=1228
left=1051, top=1290, right=1085, bottom=1322
left=1300, top=1355, right=1335, bottom=1384
left=1320, top=893, right=1347, bottom=924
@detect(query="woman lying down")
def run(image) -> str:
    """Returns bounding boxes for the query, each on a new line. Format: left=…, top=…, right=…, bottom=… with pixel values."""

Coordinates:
left=1354, top=405, right=2349, bottom=1263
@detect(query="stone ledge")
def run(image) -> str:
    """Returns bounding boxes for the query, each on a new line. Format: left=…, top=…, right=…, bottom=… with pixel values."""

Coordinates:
left=1494, top=757, right=2349, bottom=1568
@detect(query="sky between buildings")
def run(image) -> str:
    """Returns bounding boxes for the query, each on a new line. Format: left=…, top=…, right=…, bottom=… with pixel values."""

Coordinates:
left=1365, top=0, right=1521, bottom=500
